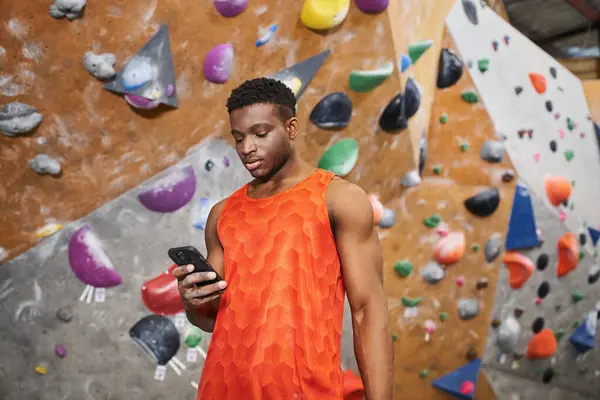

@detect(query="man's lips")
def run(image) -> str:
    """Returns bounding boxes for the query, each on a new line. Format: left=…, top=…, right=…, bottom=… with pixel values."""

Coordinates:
left=244, top=160, right=262, bottom=171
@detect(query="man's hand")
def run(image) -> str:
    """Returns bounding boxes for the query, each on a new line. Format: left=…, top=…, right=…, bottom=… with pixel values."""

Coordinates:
left=174, top=265, right=228, bottom=307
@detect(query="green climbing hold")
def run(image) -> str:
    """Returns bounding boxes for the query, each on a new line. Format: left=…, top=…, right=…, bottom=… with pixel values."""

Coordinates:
left=440, top=312, right=449, bottom=321
left=408, top=39, right=433, bottom=64
left=423, top=213, right=442, bottom=228
left=439, top=113, right=448, bottom=124
left=478, top=58, right=489, bottom=73
left=392, top=334, right=398, bottom=342
left=318, top=138, right=359, bottom=177
left=420, top=369, right=429, bottom=378
left=554, top=328, right=565, bottom=341
left=461, top=90, right=479, bottom=104
left=185, top=326, right=204, bottom=348
left=571, top=180, right=576, bottom=187
left=394, top=260, right=413, bottom=277
left=433, top=165, right=442, bottom=175
left=349, top=61, right=394, bottom=93
left=402, top=296, right=422, bottom=307
left=567, top=118, right=575, bottom=131
left=573, top=320, right=581, bottom=328
left=579, top=251, right=585, bottom=261
left=460, top=142, right=469, bottom=152
left=572, top=289, right=584, bottom=303
left=564, top=150, right=574, bottom=161
left=472, top=243, right=480, bottom=252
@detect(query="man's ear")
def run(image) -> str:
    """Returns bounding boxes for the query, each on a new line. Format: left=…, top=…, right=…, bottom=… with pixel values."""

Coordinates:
left=286, top=117, right=299, bottom=140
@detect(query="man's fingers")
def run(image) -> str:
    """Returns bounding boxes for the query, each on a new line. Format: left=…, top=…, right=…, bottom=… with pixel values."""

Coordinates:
left=184, top=280, right=227, bottom=300
left=173, top=264, right=195, bottom=280
left=181, top=271, right=218, bottom=287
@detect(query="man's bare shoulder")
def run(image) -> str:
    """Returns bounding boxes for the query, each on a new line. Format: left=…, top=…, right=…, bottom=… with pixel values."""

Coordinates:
left=326, top=177, right=371, bottom=216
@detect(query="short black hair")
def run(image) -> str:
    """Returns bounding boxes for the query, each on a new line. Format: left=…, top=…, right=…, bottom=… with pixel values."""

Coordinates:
left=226, top=77, right=296, bottom=122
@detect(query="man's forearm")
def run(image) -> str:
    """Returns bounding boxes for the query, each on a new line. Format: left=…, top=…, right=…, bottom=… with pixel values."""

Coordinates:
left=185, top=297, right=221, bottom=332
left=352, top=302, right=394, bottom=400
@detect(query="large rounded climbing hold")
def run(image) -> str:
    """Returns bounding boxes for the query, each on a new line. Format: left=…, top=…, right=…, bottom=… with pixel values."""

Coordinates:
left=464, top=188, right=500, bottom=217
left=378, top=78, right=421, bottom=132
left=529, top=72, right=547, bottom=94
left=300, top=0, right=350, bottom=30
left=480, top=140, right=504, bottom=163
left=434, top=232, right=465, bottom=266
left=437, top=48, right=463, bottom=89
left=203, top=44, right=234, bottom=84
left=349, top=61, right=394, bottom=93
left=544, top=175, right=572, bottom=206
left=138, top=165, right=197, bottom=213
left=68, top=225, right=123, bottom=288
left=213, top=0, right=248, bottom=17
left=526, top=328, right=557, bottom=360
left=318, top=138, right=359, bottom=177
left=497, top=317, right=521, bottom=354
left=121, top=57, right=154, bottom=91
left=309, top=92, right=352, bottom=129
left=129, top=314, right=180, bottom=366
left=462, top=0, right=478, bottom=25
left=502, top=252, right=534, bottom=289
left=354, top=0, right=389, bottom=13
left=0, top=102, right=44, bottom=137
left=557, top=232, right=578, bottom=277
left=141, top=264, right=184, bottom=316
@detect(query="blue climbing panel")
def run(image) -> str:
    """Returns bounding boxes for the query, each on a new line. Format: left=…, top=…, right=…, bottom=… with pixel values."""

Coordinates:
left=432, top=358, right=481, bottom=400
left=505, top=183, right=539, bottom=251
left=588, top=227, right=600, bottom=247
left=569, top=315, right=596, bottom=353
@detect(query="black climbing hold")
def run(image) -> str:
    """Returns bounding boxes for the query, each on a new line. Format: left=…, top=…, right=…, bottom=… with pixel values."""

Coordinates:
left=464, top=188, right=500, bottom=217
left=56, top=306, right=73, bottom=323
left=205, top=160, right=214, bottom=171
left=549, top=140, right=557, bottom=152
left=536, top=253, right=549, bottom=271
left=542, top=368, right=554, bottom=384
left=419, top=130, right=427, bottom=176
left=515, top=86, right=523, bottom=95
left=579, top=233, right=587, bottom=246
left=129, top=314, right=180, bottom=366
left=545, top=101, right=553, bottom=113
left=537, top=281, right=550, bottom=299
left=309, top=92, right=352, bottom=129
left=562, top=200, right=568, bottom=207
left=379, top=78, right=420, bottom=132
left=549, top=67, right=557, bottom=79
left=532, top=317, right=544, bottom=334
left=589, top=265, right=600, bottom=284
left=437, top=48, right=464, bottom=89
left=462, top=0, right=478, bottom=25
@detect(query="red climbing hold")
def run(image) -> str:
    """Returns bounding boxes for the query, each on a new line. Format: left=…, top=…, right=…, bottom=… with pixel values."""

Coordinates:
left=141, top=264, right=184, bottom=316
left=557, top=232, right=578, bottom=277
left=529, top=73, right=547, bottom=94
left=460, top=380, right=475, bottom=395
left=502, top=252, right=534, bottom=289
left=527, top=328, right=557, bottom=359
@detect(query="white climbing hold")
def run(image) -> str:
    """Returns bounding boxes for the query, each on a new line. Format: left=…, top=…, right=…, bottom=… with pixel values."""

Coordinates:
left=83, top=52, right=117, bottom=80
left=0, top=102, right=43, bottom=137
left=50, top=0, right=86, bottom=20
left=401, top=170, right=421, bottom=188
left=30, top=154, right=61, bottom=176
left=497, top=317, right=521, bottom=354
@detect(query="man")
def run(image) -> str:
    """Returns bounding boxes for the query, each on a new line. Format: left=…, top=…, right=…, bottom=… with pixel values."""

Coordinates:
left=174, top=77, right=393, bottom=399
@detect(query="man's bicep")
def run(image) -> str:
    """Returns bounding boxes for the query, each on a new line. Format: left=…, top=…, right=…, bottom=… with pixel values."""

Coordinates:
left=204, top=199, right=226, bottom=278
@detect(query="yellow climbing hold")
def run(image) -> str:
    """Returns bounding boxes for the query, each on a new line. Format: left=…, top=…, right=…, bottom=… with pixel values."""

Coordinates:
left=35, top=223, right=63, bottom=239
left=35, top=365, right=48, bottom=375
left=300, top=0, right=350, bottom=30
left=281, top=77, right=302, bottom=96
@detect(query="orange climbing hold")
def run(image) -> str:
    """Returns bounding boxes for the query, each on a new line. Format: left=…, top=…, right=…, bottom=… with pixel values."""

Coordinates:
left=527, top=328, right=557, bottom=359
left=544, top=175, right=572, bottom=206
left=529, top=72, right=547, bottom=94
left=502, top=252, right=534, bottom=289
left=368, top=194, right=384, bottom=225
left=342, top=370, right=365, bottom=400
left=434, top=232, right=465, bottom=266
left=557, top=232, right=578, bottom=277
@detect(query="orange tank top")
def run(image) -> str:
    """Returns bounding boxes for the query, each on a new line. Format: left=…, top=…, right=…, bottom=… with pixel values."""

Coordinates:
left=198, top=168, right=345, bottom=400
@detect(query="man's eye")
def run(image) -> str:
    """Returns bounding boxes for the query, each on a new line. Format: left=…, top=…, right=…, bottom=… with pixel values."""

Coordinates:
left=234, top=137, right=243, bottom=143
left=256, top=131, right=268, bottom=137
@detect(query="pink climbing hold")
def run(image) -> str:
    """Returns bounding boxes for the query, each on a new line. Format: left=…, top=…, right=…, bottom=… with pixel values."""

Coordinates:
left=559, top=129, right=565, bottom=139
left=456, top=276, right=465, bottom=287
left=559, top=210, right=566, bottom=222
left=533, top=153, right=540, bottom=162
left=460, top=380, right=475, bottom=395
left=535, top=298, right=542, bottom=305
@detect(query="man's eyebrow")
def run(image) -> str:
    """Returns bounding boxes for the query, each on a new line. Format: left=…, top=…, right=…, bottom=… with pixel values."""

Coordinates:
left=231, top=122, right=272, bottom=135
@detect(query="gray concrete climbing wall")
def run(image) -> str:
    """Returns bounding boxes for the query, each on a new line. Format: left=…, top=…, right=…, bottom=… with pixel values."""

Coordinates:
left=0, top=137, right=360, bottom=399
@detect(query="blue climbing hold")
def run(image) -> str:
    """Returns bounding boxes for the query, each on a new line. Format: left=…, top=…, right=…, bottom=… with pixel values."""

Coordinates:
left=400, top=54, right=411, bottom=73
left=594, top=122, right=600, bottom=138
left=505, top=183, right=539, bottom=251
left=256, top=24, right=278, bottom=47
left=432, top=358, right=481, bottom=400
left=589, top=227, right=600, bottom=247
left=569, top=312, right=596, bottom=353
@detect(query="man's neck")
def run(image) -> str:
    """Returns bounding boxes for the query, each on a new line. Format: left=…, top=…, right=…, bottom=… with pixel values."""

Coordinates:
left=252, top=152, right=311, bottom=190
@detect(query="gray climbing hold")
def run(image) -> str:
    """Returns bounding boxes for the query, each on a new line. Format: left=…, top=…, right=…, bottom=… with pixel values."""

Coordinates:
left=419, top=129, right=427, bottom=176
left=0, top=102, right=43, bottom=137
left=458, top=298, right=480, bottom=320
left=379, top=208, right=396, bottom=228
left=30, top=154, right=61, bottom=176
left=480, top=140, right=504, bottom=163
left=401, top=170, right=421, bottom=188
left=484, top=235, right=502, bottom=262
left=497, top=317, right=521, bottom=354
left=83, top=52, right=117, bottom=80
left=422, top=261, right=445, bottom=284
left=50, top=0, right=86, bottom=20
left=462, top=0, right=478, bottom=25
left=56, top=306, right=73, bottom=323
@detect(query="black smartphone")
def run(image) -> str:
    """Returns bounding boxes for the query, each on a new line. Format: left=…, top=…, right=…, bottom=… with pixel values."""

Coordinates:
left=167, top=246, right=224, bottom=291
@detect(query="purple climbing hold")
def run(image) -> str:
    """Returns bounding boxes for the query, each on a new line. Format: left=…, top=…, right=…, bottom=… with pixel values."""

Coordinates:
left=203, top=44, right=234, bottom=84
left=55, top=345, right=67, bottom=358
left=213, top=0, right=248, bottom=17
left=167, top=84, right=174, bottom=97
left=355, top=0, right=389, bottom=13
left=138, top=165, right=197, bottom=213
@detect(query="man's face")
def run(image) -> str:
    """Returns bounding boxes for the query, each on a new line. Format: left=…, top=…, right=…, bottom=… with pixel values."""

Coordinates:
left=229, top=103, right=297, bottom=178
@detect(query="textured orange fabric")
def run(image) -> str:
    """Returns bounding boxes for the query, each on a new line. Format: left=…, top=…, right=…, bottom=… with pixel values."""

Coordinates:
left=198, top=169, right=345, bottom=400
